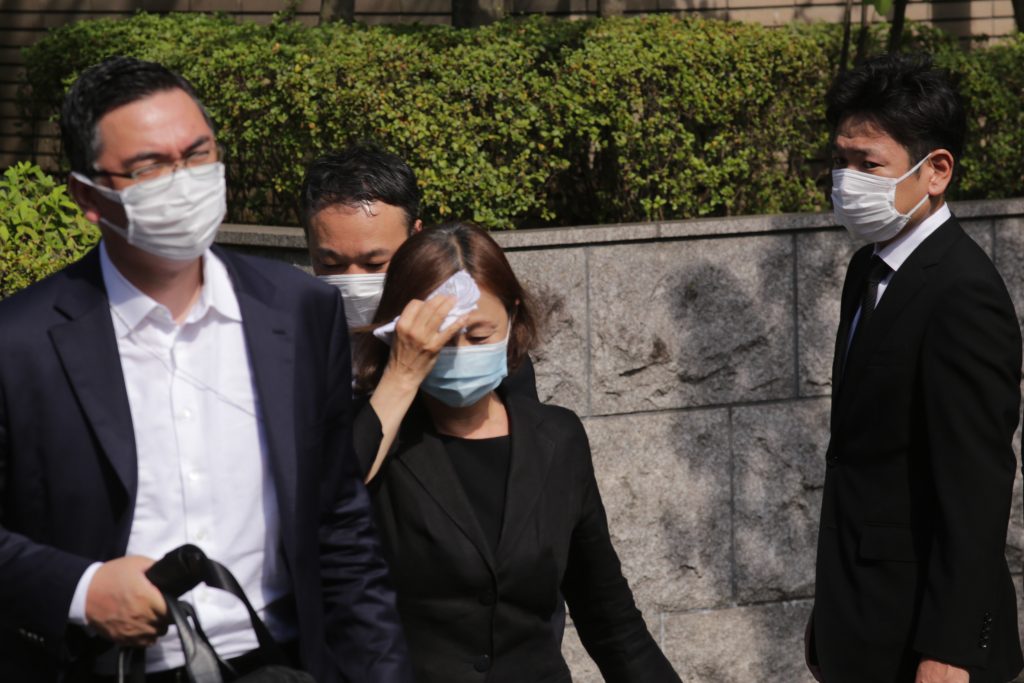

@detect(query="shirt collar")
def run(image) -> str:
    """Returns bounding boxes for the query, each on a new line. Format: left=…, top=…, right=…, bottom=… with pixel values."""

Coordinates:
left=875, top=202, right=952, bottom=274
left=99, top=242, right=241, bottom=337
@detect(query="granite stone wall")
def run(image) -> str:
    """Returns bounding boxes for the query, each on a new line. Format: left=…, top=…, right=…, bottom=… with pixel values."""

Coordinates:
left=217, top=197, right=1024, bottom=682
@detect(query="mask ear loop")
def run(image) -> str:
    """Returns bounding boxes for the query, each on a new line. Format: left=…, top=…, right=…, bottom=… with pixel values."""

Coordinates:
left=72, top=171, right=135, bottom=242
left=895, top=153, right=934, bottom=219
left=895, top=153, right=933, bottom=184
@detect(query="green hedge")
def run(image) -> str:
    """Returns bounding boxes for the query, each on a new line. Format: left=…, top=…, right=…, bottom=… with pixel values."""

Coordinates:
left=0, top=162, right=99, bottom=299
left=18, top=13, right=1024, bottom=231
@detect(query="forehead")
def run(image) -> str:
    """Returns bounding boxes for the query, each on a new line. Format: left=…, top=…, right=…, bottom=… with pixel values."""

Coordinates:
left=471, top=288, right=505, bottom=317
left=94, top=88, right=211, bottom=160
left=308, top=202, right=409, bottom=255
left=834, top=115, right=907, bottom=156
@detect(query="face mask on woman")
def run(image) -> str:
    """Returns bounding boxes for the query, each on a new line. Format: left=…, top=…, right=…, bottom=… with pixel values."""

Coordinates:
left=420, top=329, right=509, bottom=408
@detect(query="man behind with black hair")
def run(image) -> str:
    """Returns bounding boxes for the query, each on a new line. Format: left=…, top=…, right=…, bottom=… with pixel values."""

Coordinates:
left=807, top=54, right=1022, bottom=683
left=301, top=145, right=423, bottom=331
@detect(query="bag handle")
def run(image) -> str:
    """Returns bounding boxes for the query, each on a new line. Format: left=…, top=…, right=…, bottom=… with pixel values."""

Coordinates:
left=145, top=544, right=288, bottom=664
left=118, top=596, right=223, bottom=683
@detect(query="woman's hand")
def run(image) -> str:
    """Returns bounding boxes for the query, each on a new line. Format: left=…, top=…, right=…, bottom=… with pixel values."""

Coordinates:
left=385, top=295, right=468, bottom=387
left=365, top=295, right=468, bottom=483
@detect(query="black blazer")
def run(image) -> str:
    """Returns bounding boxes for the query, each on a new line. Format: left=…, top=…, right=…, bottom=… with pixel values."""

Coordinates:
left=812, top=215, right=1023, bottom=683
left=366, top=389, right=680, bottom=683
left=0, top=246, right=412, bottom=683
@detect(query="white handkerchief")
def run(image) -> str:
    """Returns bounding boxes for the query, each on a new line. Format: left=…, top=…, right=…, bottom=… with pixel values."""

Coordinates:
left=373, top=270, right=480, bottom=344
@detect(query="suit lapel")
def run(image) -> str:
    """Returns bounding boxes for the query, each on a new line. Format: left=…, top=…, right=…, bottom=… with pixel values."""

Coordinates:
left=833, top=217, right=964, bottom=424
left=396, top=413, right=496, bottom=570
left=49, top=250, right=137, bottom=499
left=842, top=217, right=963, bottom=380
left=218, top=250, right=298, bottom=542
left=496, top=393, right=556, bottom=561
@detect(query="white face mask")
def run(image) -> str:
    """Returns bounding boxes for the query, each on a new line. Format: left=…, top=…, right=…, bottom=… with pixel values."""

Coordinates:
left=72, top=162, right=227, bottom=261
left=318, top=273, right=387, bottom=329
left=831, top=154, right=931, bottom=243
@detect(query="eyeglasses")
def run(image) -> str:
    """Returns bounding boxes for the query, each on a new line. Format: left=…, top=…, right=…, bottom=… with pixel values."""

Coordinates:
left=92, top=144, right=224, bottom=187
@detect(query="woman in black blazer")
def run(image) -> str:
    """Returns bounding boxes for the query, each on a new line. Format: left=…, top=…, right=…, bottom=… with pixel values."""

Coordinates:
left=351, top=222, right=680, bottom=683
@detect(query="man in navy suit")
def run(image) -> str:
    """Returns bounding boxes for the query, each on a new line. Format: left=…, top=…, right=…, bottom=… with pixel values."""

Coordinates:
left=0, top=56, right=412, bottom=682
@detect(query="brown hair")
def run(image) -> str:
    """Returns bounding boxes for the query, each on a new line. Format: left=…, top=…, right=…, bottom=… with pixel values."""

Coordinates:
left=353, top=221, right=540, bottom=393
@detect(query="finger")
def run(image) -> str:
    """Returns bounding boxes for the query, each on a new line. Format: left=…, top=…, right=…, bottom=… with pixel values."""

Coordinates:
left=394, top=299, right=426, bottom=337
left=422, top=297, right=458, bottom=336
left=416, top=295, right=455, bottom=330
left=438, top=314, right=471, bottom=343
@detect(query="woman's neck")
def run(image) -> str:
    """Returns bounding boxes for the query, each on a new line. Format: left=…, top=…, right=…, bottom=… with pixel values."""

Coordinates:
left=425, top=392, right=509, bottom=439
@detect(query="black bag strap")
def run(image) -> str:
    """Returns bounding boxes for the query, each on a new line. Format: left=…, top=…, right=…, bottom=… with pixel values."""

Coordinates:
left=168, top=597, right=224, bottom=683
left=117, top=597, right=223, bottom=683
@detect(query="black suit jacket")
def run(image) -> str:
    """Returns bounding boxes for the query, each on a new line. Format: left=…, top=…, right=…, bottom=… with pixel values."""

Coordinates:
left=0, top=246, right=412, bottom=683
left=367, top=389, right=680, bottom=683
left=812, top=215, right=1024, bottom=682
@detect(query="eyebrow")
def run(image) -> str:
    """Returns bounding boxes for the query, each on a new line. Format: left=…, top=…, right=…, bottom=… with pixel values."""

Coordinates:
left=122, top=134, right=212, bottom=168
left=832, top=143, right=877, bottom=157
left=314, top=247, right=393, bottom=262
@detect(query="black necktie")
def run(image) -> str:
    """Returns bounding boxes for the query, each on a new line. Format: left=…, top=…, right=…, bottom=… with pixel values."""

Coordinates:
left=859, top=255, right=892, bottom=329
left=838, top=255, right=893, bottom=383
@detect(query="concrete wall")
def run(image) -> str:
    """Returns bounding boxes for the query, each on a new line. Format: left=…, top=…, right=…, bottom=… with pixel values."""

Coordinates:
left=218, top=197, right=1024, bottom=682
left=1, top=0, right=1017, bottom=169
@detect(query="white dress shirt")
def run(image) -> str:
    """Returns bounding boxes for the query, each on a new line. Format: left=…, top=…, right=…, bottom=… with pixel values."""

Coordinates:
left=846, top=203, right=952, bottom=344
left=69, top=242, right=293, bottom=672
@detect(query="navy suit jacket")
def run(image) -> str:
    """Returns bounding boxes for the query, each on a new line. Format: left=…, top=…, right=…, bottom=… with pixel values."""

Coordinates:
left=0, top=245, right=412, bottom=683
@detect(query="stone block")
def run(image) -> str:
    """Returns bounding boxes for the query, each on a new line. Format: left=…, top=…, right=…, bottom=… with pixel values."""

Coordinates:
left=561, top=623, right=603, bottom=683
left=506, top=248, right=589, bottom=415
left=733, top=399, right=830, bottom=602
left=589, top=235, right=795, bottom=414
left=962, top=218, right=994, bottom=259
left=796, top=229, right=858, bottom=397
left=1006, top=424, right=1023, bottom=570
left=583, top=409, right=732, bottom=613
left=994, top=218, right=1024, bottom=327
left=662, top=600, right=815, bottom=683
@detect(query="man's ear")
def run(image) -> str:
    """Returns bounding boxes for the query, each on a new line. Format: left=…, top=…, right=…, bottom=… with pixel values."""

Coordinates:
left=67, top=174, right=103, bottom=224
left=926, top=149, right=954, bottom=197
left=411, top=219, right=423, bottom=234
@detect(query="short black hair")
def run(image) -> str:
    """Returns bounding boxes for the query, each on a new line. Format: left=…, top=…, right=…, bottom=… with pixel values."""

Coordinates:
left=60, top=56, right=213, bottom=176
left=299, top=144, right=420, bottom=234
left=826, top=53, right=965, bottom=180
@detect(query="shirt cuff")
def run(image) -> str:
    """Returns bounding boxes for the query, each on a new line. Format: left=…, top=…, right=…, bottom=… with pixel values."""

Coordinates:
left=68, top=562, right=103, bottom=626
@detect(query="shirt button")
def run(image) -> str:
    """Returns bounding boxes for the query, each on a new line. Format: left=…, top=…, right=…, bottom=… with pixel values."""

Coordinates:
left=181, top=409, right=193, bottom=420
left=196, top=530, right=208, bottom=541
left=473, top=655, right=490, bottom=673
left=188, top=470, right=200, bottom=482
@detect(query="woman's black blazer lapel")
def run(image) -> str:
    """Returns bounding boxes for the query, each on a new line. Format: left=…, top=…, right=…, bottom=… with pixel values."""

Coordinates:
left=496, top=391, right=558, bottom=563
left=393, top=404, right=496, bottom=570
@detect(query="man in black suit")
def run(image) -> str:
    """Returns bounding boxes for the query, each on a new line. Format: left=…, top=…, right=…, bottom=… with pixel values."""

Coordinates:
left=807, top=54, right=1023, bottom=683
left=0, top=57, right=412, bottom=682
